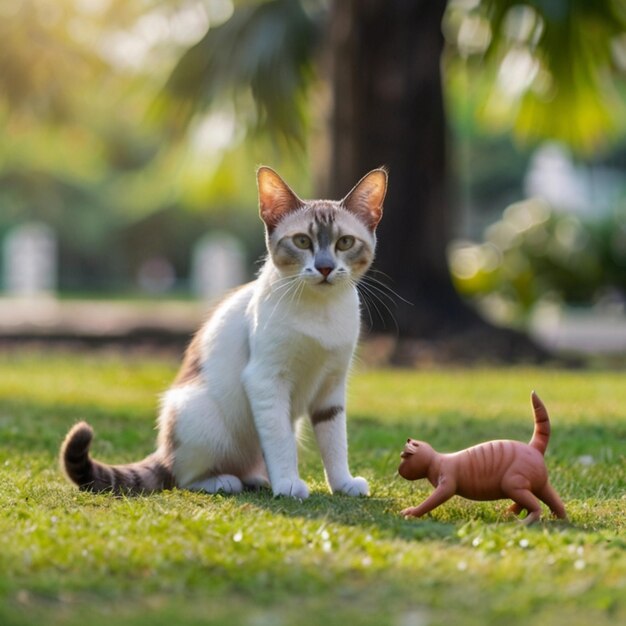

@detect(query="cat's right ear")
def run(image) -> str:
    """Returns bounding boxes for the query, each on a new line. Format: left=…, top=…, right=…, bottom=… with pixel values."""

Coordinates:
left=257, top=167, right=303, bottom=232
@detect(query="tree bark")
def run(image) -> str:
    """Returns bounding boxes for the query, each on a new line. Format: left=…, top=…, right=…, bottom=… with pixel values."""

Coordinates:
left=329, top=0, right=483, bottom=338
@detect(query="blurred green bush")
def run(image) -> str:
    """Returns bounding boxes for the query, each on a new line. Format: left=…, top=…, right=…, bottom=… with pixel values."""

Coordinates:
left=449, top=198, right=626, bottom=324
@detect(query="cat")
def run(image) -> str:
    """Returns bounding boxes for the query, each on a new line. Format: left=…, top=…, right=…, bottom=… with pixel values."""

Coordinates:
left=398, top=392, right=567, bottom=524
left=61, top=166, right=388, bottom=499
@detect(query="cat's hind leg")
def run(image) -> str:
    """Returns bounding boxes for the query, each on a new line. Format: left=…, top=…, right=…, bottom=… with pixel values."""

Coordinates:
left=241, top=458, right=270, bottom=491
left=167, top=387, right=245, bottom=494
left=188, top=475, right=244, bottom=494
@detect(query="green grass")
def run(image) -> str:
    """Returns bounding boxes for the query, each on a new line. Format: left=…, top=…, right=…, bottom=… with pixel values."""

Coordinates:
left=0, top=351, right=624, bottom=626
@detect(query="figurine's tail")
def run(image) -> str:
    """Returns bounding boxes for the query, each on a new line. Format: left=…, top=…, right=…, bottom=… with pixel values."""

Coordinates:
left=529, top=391, right=550, bottom=456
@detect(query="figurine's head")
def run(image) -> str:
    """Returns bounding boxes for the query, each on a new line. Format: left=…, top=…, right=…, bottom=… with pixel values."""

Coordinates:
left=398, top=438, right=436, bottom=480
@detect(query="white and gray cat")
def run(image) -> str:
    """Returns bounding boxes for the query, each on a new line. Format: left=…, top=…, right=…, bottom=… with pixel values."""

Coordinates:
left=61, top=166, right=387, bottom=499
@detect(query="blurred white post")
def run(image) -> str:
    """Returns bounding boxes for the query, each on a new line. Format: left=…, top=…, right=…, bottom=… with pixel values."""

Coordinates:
left=3, top=222, right=57, bottom=297
left=191, top=233, right=246, bottom=301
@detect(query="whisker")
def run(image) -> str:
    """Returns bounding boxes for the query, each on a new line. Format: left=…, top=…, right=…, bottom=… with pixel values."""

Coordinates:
left=366, top=268, right=404, bottom=287
left=272, top=281, right=298, bottom=294
left=362, top=274, right=413, bottom=306
left=362, top=281, right=400, bottom=331
left=264, top=278, right=301, bottom=329
left=356, top=281, right=399, bottom=333
left=358, top=277, right=399, bottom=306
left=293, top=279, right=305, bottom=308
left=357, top=283, right=389, bottom=331
left=351, top=279, right=374, bottom=329
left=366, top=267, right=394, bottom=280
left=270, top=274, right=299, bottom=289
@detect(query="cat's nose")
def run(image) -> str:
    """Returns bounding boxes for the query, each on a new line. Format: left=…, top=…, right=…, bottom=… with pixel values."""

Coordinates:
left=316, top=265, right=333, bottom=278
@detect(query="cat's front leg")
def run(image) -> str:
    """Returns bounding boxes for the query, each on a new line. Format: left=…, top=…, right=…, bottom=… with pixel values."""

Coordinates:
left=242, top=366, right=309, bottom=499
left=310, top=381, right=369, bottom=497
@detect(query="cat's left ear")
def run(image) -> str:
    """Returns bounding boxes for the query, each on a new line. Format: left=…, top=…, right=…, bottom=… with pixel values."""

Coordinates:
left=257, top=166, right=303, bottom=232
left=342, top=167, right=388, bottom=231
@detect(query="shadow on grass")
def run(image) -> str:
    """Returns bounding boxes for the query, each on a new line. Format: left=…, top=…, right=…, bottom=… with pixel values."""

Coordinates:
left=2, top=395, right=623, bottom=537
left=236, top=489, right=460, bottom=543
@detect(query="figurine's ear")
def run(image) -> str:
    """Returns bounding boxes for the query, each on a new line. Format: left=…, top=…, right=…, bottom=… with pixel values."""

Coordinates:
left=342, top=167, right=388, bottom=231
left=257, top=166, right=303, bottom=232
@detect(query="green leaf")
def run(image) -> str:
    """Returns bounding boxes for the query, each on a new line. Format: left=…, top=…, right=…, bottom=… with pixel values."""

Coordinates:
left=448, top=0, right=626, bottom=154
left=156, top=0, right=321, bottom=149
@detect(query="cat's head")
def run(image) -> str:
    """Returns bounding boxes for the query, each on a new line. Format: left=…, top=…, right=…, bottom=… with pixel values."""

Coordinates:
left=257, top=167, right=387, bottom=289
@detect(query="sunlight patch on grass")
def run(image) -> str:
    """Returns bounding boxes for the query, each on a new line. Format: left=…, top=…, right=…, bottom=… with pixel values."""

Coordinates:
left=0, top=352, right=624, bottom=625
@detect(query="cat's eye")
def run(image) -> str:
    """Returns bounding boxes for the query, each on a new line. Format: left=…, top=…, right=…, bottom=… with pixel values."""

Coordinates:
left=336, top=235, right=355, bottom=251
left=293, top=234, right=312, bottom=250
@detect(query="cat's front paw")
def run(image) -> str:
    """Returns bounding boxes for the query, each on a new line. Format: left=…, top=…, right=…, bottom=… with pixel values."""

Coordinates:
left=272, top=477, right=310, bottom=500
left=334, top=476, right=369, bottom=497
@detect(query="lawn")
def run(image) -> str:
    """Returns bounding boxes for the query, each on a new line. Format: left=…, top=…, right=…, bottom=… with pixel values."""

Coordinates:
left=0, top=350, right=624, bottom=626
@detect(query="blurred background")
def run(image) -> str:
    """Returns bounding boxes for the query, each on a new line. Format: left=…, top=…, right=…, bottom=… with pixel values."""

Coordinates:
left=1, top=0, right=626, bottom=362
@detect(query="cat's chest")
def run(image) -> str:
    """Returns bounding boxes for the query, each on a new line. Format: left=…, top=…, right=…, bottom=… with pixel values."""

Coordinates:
left=249, top=295, right=357, bottom=377
left=290, top=310, right=357, bottom=351
left=278, top=334, right=345, bottom=413
left=271, top=289, right=360, bottom=350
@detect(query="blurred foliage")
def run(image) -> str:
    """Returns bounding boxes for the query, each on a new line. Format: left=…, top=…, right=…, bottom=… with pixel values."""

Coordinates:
left=159, top=0, right=626, bottom=156
left=156, top=0, right=321, bottom=150
left=0, top=0, right=311, bottom=291
left=444, top=0, right=626, bottom=155
left=1, top=0, right=626, bottom=296
left=449, top=198, right=626, bottom=324
left=1, top=0, right=174, bottom=288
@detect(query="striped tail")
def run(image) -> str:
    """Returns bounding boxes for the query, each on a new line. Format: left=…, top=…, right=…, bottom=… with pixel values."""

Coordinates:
left=529, top=392, right=551, bottom=456
left=60, top=422, right=174, bottom=495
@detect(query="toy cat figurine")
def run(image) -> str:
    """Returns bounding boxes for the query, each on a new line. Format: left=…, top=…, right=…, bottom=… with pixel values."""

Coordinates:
left=399, top=392, right=567, bottom=524
left=61, top=166, right=388, bottom=499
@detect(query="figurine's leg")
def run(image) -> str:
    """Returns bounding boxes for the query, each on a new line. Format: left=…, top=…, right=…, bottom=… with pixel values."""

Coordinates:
left=537, top=482, right=567, bottom=520
left=401, top=485, right=455, bottom=518
left=506, top=502, right=523, bottom=517
left=508, top=489, right=542, bottom=525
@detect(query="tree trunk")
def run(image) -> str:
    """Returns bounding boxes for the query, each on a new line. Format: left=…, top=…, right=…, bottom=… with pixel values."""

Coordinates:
left=329, top=0, right=482, bottom=338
